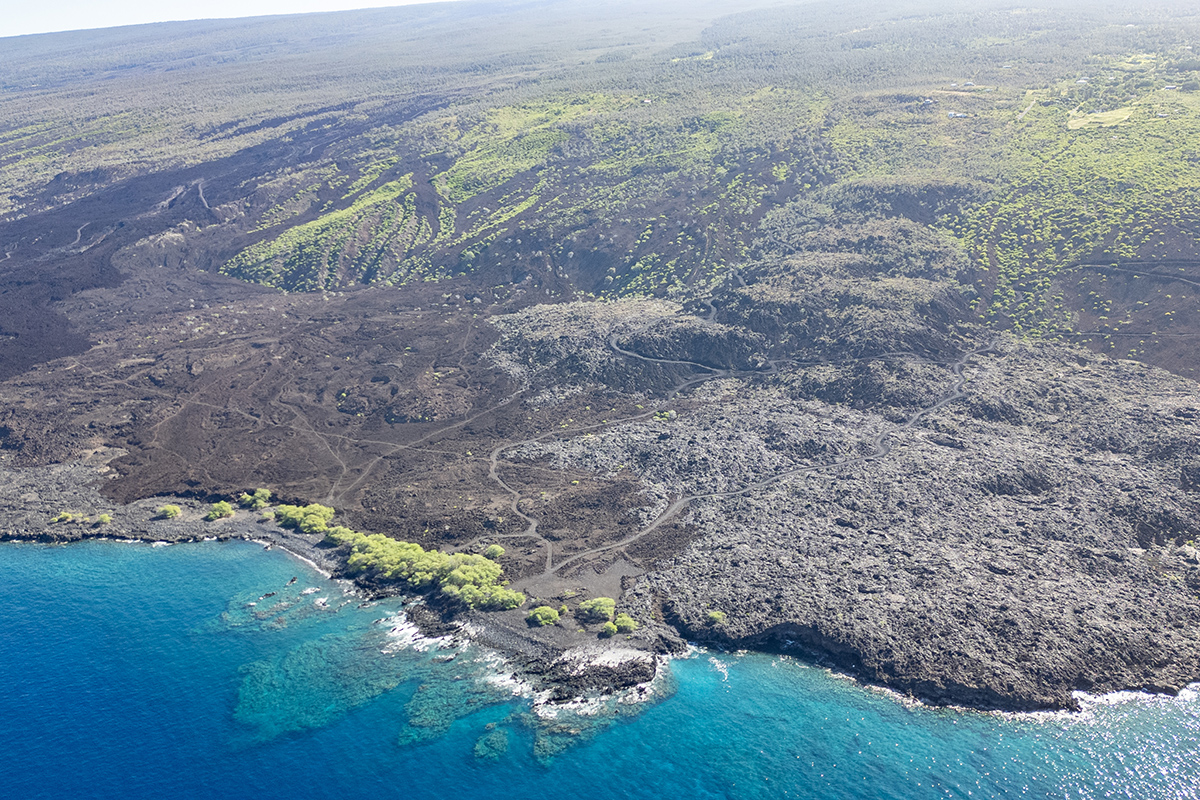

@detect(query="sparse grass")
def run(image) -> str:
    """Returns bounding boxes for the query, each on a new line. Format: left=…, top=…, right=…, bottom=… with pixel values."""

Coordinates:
left=1067, top=106, right=1134, bottom=129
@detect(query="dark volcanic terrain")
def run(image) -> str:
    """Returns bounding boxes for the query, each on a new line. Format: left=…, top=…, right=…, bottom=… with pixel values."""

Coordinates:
left=5, top=232, right=1200, bottom=710
left=4, top=0, right=1200, bottom=712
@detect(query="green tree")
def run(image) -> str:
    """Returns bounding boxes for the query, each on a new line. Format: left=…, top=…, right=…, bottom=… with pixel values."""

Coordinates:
left=275, top=503, right=335, bottom=533
left=577, top=597, right=616, bottom=623
left=526, top=606, right=560, bottom=626
left=157, top=505, right=181, bottom=519
left=205, top=501, right=234, bottom=521
left=238, top=488, right=272, bottom=510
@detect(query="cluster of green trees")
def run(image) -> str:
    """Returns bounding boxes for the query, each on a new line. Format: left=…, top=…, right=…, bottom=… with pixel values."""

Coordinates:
left=50, top=513, right=115, bottom=525
left=526, top=606, right=560, bottom=626
left=143, top=492, right=525, bottom=613
left=50, top=511, right=114, bottom=525
left=577, top=597, right=617, bottom=622
left=274, top=503, right=337, bottom=533
left=324, top=528, right=525, bottom=611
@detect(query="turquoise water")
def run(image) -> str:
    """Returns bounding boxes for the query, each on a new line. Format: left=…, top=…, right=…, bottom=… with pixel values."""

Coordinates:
left=2, top=540, right=1198, bottom=799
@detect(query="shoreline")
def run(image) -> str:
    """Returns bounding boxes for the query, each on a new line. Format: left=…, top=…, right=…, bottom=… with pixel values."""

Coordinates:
left=13, top=515, right=1200, bottom=722
left=1, top=451, right=1196, bottom=714
left=4, top=526, right=1198, bottom=716
left=0, top=489, right=674, bottom=708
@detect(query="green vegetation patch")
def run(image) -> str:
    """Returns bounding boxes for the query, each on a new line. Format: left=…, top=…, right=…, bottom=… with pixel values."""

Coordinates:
left=437, top=95, right=632, bottom=204
left=275, top=503, right=336, bottom=534
left=205, top=501, right=235, bottom=521
left=952, top=63, right=1200, bottom=335
left=1067, top=106, right=1134, bottom=129
left=613, top=613, right=639, bottom=633
left=238, top=488, right=273, bottom=511
left=526, top=606, right=560, bottom=626
left=223, top=176, right=417, bottom=290
left=576, top=597, right=616, bottom=623
left=324, top=528, right=525, bottom=610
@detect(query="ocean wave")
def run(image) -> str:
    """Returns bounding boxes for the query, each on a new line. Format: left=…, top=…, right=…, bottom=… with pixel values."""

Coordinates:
left=380, top=614, right=452, bottom=654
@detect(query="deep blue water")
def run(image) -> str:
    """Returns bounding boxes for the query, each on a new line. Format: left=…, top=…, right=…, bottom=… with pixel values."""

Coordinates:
left=2, top=540, right=1198, bottom=799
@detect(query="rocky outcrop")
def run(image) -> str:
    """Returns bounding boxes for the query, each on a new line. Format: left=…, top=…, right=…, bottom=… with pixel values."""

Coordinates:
left=604, top=340, right=1200, bottom=710
left=529, top=336, right=1200, bottom=710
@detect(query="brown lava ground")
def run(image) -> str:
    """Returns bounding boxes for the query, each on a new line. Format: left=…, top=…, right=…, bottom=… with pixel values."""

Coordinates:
left=0, top=244, right=677, bottom=583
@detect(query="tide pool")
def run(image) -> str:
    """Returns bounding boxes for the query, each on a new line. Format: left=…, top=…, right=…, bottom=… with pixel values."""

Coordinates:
left=1, top=539, right=1197, bottom=799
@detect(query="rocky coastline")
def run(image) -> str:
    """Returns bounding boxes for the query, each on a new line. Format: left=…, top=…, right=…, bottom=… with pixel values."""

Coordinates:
left=4, top=411, right=1199, bottom=714
left=0, top=449, right=675, bottom=707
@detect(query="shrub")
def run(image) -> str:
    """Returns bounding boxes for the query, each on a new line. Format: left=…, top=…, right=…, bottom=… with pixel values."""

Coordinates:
left=275, top=503, right=335, bottom=533
left=599, top=621, right=618, bottom=638
left=706, top=610, right=727, bottom=625
left=526, top=606, right=560, bottom=626
left=238, top=488, right=272, bottom=510
left=96, top=514, right=113, bottom=525
left=483, top=544, right=505, bottom=559
left=577, top=597, right=616, bottom=623
left=50, top=512, right=75, bottom=523
left=613, top=613, right=639, bottom=633
left=205, top=501, right=234, bottom=521
left=157, top=505, right=181, bottom=519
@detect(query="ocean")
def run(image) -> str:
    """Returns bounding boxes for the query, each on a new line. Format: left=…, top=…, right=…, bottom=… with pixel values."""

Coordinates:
left=2, top=539, right=1197, bottom=799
